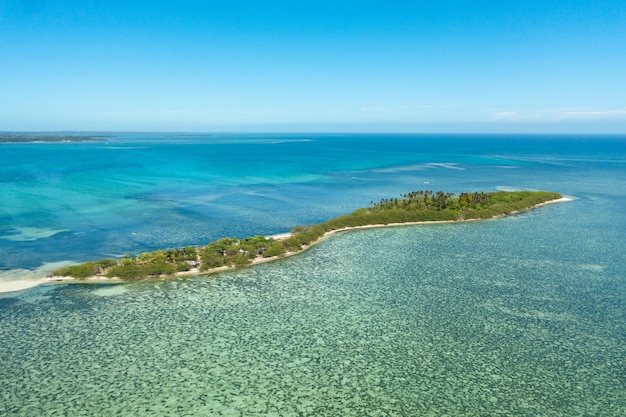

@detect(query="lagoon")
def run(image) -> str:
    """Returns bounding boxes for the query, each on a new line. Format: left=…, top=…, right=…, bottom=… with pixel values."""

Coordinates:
left=1, top=134, right=625, bottom=415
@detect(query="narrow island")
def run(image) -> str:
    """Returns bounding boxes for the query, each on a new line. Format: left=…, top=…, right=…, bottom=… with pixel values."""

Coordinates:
left=48, top=190, right=566, bottom=283
left=0, top=133, right=109, bottom=143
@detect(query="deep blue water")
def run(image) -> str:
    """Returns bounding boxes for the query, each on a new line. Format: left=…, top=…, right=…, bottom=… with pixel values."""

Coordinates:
left=0, top=133, right=625, bottom=415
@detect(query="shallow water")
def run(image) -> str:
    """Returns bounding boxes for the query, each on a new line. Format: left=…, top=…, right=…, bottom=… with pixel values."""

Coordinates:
left=1, top=134, right=625, bottom=415
left=1, top=202, right=624, bottom=415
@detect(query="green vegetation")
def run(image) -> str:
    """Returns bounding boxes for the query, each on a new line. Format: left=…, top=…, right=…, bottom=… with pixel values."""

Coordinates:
left=53, top=259, right=118, bottom=279
left=104, top=246, right=197, bottom=281
left=0, top=133, right=109, bottom=143
left=52, top=190, right=562, bottom=281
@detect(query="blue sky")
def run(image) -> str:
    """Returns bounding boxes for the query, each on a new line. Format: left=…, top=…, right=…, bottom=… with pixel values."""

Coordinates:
left=1, top=0, right=625, bottom=133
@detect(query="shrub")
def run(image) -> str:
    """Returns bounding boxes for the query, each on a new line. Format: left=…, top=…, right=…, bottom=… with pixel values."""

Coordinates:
left=263, top=243, right=286, bottom=257
left=105, top=264, right=144, bottom=280
left=53, top=259, right=118, bottom=279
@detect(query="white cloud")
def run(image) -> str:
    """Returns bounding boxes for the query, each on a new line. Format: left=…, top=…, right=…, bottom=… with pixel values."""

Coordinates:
left=493, top=111, right=521, bottom=120
left=359, top=104, right=434, bottom=112
left=490, top=108, right=626, bottom=122
left=559, top=109, right=626, bottom=119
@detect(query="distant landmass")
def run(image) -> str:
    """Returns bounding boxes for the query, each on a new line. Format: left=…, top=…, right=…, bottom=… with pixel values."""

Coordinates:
left=0, top=133, right=109, bottom=143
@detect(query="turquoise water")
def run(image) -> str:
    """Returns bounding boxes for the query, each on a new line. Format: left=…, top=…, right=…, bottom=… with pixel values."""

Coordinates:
left=1, top=134, right=625, bottom=415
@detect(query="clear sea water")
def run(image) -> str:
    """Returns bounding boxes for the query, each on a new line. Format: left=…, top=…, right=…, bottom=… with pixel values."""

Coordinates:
left=1, top=133, right=624, bottom=415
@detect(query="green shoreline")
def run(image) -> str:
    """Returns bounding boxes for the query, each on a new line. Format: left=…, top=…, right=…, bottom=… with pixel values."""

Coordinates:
left=47, top=190, right=566, bottom=284
left=0, top=133, right=109, bottom=143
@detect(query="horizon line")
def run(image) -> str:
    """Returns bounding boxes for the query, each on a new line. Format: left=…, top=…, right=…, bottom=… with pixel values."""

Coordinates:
left=2, top=130, right=626, bottom=136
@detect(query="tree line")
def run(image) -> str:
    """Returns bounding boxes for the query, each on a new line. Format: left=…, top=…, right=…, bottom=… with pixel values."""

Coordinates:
left=374, top=190, right=490, bottom=210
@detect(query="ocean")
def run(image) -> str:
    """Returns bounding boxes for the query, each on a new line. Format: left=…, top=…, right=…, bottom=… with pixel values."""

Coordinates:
left=1, top=133, right=624, bottom=415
